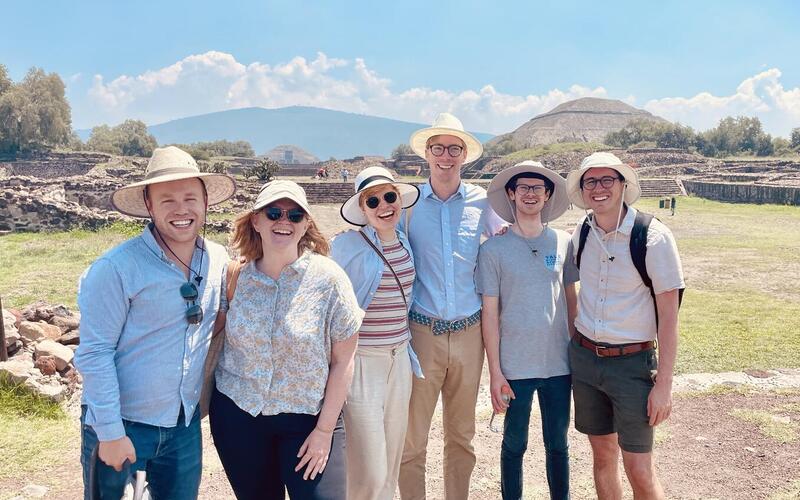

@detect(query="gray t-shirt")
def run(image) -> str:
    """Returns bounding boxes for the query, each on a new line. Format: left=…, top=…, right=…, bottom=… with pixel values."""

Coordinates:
left=476, top=227, right=579, bottom=380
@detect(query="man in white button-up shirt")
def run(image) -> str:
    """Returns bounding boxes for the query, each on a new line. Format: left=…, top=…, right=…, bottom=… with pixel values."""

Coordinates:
left=565, top=152, right=684, bottom=500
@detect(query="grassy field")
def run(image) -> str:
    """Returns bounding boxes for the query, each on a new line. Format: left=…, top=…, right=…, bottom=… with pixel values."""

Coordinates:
left=2, top=196, right=799, bottom=374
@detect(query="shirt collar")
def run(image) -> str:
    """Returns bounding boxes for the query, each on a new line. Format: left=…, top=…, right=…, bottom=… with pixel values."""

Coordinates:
left=421, top=180, right=466, bottom=202
left=617, top=205, right=637, bottom=235
left=141, top=223, right=206, bottom=262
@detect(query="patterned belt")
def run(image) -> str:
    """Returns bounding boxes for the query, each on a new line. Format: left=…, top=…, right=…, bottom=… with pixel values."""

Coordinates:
left=409, top=310, right=481, bottom=336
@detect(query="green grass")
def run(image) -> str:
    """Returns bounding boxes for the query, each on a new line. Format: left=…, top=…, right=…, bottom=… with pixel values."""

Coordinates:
left=730, top=408, right=797, bottom=443
left=0, top=383, right=78, bottom=480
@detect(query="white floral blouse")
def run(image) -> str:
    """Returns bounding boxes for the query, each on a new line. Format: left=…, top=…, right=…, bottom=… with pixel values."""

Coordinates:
left=215, top=252, right=364, bottom=417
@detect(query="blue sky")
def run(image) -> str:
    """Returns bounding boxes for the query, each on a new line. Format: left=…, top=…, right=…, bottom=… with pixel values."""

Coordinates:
left=2, top=0, right=799, bottom=135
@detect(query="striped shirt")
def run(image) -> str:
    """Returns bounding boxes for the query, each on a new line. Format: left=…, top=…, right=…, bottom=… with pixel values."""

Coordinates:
left=359, top=238, right=415, bottom=346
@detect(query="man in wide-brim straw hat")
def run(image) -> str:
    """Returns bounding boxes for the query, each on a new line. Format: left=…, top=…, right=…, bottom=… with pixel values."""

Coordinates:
left=398, top=113, right=505, bottom=500
left=564, top=151, right=684, bottom=499
left=476, top=160, right=577, bottom=500
left=75, top=146, right=235, bottom=500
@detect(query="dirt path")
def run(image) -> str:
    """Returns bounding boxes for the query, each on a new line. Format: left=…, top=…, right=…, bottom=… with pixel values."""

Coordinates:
left=4, top=372, right=800, bottom=500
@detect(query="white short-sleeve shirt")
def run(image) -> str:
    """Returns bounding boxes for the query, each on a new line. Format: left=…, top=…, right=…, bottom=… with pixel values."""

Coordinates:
left=571, top=207, right=685, bottom=344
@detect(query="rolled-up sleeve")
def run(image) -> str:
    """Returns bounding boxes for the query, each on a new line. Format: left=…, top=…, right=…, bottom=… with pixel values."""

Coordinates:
left=75, top=259, right=129, bottom=441
left=646, top=225, right=685, bottom=295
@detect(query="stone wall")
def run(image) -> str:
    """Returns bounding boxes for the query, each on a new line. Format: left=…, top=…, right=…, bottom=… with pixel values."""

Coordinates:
left=683, top=180, right=800, bottom=206
left=0, top=152, right=112, bottom=178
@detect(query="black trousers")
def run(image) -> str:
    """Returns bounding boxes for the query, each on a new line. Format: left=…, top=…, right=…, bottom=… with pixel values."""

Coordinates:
left=209, top=388, right=347, bottom=500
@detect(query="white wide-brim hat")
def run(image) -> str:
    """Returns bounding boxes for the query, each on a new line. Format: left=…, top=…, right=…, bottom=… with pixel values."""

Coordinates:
left=340, top=166, right=420, bottom=226
left=488, top=161, right=569, bottom=224
left=253, top=180, right=313, bottom=216
left=409, top=112, right=483, bottom=164
left=566, top=152, right=641, bottom=210
left=111, top=146, right=236, bottom=218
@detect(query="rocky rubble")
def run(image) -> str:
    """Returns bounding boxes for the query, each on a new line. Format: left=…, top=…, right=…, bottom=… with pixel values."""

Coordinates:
left=0, top=302, right=82, bottom=402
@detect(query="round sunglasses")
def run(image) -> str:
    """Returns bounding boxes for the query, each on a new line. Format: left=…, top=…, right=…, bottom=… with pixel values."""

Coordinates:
left=365, top=191, right=398, bottom=209
left=264, top=206, right=306, bottom=223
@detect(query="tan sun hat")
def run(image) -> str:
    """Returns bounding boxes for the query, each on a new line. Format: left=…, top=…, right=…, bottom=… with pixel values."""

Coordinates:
left=252, top=179, right=313, bottom=216
left=340, top=166, right=420, bottom=226
left=110, top=146, right=236, bottom=218
left=566, top=152, right=641, bottom=210
left=409, top=112, right=483, bottom=164
left=488, top=161, right=569, bottom=224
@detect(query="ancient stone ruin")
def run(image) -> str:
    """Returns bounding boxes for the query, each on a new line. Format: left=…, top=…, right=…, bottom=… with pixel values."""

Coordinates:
left=1, top=302, right=82, bottom=402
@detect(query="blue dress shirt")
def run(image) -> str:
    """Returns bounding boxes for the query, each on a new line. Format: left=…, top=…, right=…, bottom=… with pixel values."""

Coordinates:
left=75, top=224, right=228, bottom=441
left=399, top=181, right=504, bottom=321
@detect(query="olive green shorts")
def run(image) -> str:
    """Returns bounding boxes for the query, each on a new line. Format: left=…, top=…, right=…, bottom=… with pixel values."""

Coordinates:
left=568, top=335, right=658, bottom=453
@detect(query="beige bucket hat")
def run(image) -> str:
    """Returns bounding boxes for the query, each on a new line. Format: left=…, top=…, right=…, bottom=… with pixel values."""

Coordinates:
left=339, top=166, right=420, bottom=226
left=110, top=146, right=236, bottom=218
left=409, top=112, right=483, bottom=164
left=566, top=152, right=641, bottom=210
left=252, top=180, right=313, bottom=215
left=488, top=161, right=569, bottom=224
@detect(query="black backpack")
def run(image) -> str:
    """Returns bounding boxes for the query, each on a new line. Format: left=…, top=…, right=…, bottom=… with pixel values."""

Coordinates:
left=576, top=211, right=684, bottom=326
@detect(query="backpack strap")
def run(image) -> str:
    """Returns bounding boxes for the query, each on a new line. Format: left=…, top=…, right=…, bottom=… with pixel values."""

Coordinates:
left=575, top=214, right=592, bottom=269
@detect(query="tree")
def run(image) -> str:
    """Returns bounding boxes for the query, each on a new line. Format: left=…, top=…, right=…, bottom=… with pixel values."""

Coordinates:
left=791, top=128, right=800, bottom=150
left=243, top=158, right=281, bottom=181
left=391, top=143, right=414, bottom=158
left=198, top=160, right=228, bottom=174
left=698, top=116, right=773, bottom=157
left=87, top=119, right=157, bottom=156
left=0, top=67, right=72, bottom=154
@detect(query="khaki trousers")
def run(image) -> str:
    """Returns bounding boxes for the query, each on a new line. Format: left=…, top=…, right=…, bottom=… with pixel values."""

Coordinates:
left=344, top=342, right=412, bottom=500
left=399, top=319, right=484, bottom=500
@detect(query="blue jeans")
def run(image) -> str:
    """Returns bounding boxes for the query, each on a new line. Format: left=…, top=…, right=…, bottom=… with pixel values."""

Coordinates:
left=80, top=406, right=202, bottom=500
left=501, top=374, right=571, bottom=500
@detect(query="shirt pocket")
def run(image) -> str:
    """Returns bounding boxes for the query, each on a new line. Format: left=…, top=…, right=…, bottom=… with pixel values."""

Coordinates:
left=456, top=206, right=482, bottom=261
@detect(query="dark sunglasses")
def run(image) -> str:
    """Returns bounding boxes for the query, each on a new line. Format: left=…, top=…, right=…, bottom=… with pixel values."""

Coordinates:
left=365, top=191, right=398, bottom=209
left=264, top=206, right=305, bottom=223
left=180, top=282, right=203, bottom=325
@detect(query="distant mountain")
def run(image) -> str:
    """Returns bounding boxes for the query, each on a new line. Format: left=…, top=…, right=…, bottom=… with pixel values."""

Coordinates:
left=487, top=97, right=669, bottom=148
left=79, top=106, right=494, bottom=159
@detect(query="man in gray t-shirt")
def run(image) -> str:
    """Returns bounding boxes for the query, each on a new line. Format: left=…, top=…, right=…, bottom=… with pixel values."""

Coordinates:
left=476, top=161, right=578, bottom=500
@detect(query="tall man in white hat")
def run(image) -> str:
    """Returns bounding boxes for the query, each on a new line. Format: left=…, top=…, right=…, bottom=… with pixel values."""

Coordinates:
left=75, top=146, right=236, bottom=500
left=565, top=152, right=684, bottom=499
left=398, top=113, right=504, bottom=500
left=476, top=161, right=577, bottom=500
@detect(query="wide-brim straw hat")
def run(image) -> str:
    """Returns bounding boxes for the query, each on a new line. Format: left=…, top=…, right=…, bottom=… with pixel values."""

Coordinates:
left=111, top=146, right=236, bottom=218
left=409, top=112, right=483, bottom=164
left=340, top=166, right=419, bottom=226
left=488, top=161, right=569, bottom=224
left=253, top=180, right=313, bottom=216
left=566, top=152, right=641, bottom=210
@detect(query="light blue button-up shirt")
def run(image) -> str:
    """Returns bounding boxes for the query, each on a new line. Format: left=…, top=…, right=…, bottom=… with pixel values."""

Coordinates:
left=75, top=224, right=228, bottom=441
left=399, top=181, right=504, bottom=321
left=331, top=225, right=414, bottom=309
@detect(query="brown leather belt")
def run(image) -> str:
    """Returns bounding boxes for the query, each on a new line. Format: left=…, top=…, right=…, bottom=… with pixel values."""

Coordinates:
left=577, top=332, right=655, bottom=358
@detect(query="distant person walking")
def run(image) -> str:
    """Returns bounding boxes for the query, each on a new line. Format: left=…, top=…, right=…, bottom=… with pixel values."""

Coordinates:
left=76, top=146, right=236, bottom=500
left=398, top=113, right=505, bottom=500
left=566, top=152, right=685, bottom=500
left=477, top=161, right=577, bottom=500
left=341, top=167, right=350, bottom=183
left=332, top=166, right=421, bottom=500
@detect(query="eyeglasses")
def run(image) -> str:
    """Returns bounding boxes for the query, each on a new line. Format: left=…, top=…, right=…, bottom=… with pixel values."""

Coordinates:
left=582, top=176, right=621, bottom=190
left=365, top=191, right=398, bottom=209
left=180, top=282, right=203, bottom=325
left=427, top=144, right=464, bottom=158
left=264, top=206, right=305, bottom=223
left=514, top=184, right=548, bottom=196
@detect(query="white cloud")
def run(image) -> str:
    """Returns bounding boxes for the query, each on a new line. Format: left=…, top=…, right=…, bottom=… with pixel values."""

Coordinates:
left=644, top=69, right=800, bottom=136
left=77, top=52, right=800, bottom=137
left=77, top=51, right=607, bottom=133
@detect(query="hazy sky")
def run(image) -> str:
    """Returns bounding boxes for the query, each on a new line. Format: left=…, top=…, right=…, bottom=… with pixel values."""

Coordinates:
left=3, top=0, right=799, bottom=135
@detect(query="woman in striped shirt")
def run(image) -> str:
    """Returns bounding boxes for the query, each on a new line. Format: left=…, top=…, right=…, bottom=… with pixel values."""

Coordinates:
left=331, top=166, right=421, bottom=500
